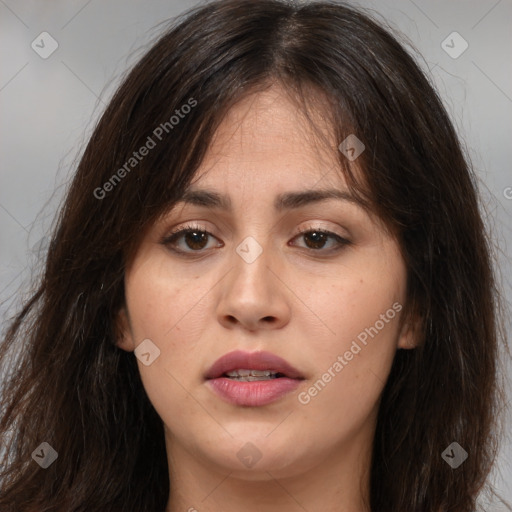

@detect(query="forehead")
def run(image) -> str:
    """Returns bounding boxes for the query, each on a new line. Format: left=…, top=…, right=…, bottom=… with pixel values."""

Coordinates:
left=191, top=84, right=347, bottom=192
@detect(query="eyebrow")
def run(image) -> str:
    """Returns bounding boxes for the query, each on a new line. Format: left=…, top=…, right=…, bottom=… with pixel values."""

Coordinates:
left=177, top=187, right=364, bottom=211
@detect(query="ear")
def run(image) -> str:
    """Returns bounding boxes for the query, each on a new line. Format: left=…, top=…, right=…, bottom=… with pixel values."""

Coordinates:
left=115, top=307, right=135, bottom=352
left=397, top=309, right=423, bottom=350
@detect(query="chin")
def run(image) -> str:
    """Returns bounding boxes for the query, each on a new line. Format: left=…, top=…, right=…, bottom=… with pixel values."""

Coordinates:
left=201, top=437, right=315, bottom=480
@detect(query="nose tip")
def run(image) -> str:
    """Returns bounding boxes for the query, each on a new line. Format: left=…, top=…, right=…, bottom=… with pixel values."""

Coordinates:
left=216, top=243, right=291, bottom=332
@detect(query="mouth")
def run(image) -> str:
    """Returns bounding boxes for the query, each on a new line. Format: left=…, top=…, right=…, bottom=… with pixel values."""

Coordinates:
left=204, top=350, right=305, bottom=406
left=205, top=349, right=304, bottom=380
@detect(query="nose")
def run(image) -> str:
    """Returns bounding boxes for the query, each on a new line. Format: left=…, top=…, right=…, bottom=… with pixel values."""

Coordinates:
left=215, top=240, right=292, bottom=332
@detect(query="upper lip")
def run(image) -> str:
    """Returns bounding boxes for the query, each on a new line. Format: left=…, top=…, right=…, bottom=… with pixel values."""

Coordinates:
left=205, top=350, right=304, bottom=380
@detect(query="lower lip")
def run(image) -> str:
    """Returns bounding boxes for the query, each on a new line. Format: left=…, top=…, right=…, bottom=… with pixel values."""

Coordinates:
left=206, top=377, right=302, bottom=406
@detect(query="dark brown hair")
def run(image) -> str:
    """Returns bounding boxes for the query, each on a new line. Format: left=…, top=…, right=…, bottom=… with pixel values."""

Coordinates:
left=0, top=0, right=509, bottom=510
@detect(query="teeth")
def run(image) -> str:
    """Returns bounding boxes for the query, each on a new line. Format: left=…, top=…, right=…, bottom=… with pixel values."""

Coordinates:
left=225, top=369, right=280, bottom=380
left=227, top=375, right=279, bottom=381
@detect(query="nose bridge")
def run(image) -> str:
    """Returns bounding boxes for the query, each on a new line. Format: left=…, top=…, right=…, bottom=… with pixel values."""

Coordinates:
left=229, top=234, right=272, bottom=295
left=230, top=197, right=275, bottom=280
left=216, top=231, right=291, bottom=330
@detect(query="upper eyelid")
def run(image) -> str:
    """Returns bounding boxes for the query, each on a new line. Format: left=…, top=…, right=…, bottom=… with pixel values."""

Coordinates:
left=165, top=222, right=348, bottom=238
left=160, top=199, right=366, bottom=238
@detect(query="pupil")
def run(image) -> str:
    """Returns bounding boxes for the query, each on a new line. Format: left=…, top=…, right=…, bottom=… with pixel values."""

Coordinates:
left=305, top=231, right=326, bottom=249
left=185, top=231, right=208, bottom=250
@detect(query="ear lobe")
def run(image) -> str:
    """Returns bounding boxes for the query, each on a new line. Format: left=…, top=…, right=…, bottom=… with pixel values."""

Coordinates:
left=115, top=307, right=134, bottom=351
left=397, top=314, right=423, bottom=350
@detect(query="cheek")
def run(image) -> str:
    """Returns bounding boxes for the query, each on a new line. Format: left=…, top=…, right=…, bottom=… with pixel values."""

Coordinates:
left=123, top=262, right=212, bottom=430
left=302, top=248, right=406, bottom=352
left=125, top=252, right=205, bottom=343
left=303, top=278, right=402, bottom=393
left=294, top=249, right=406, bottom=423
left=293, top=310, right=402, bottom=452
left=123, top=253, right=221, bottom=392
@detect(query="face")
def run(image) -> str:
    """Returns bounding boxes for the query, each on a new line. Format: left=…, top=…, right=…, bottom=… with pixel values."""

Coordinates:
left=117, top=85, right=416, bottom=481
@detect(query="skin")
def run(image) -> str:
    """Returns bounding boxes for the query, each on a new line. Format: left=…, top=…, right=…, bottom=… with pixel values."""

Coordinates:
left=117, top=84, right=418, bottom=512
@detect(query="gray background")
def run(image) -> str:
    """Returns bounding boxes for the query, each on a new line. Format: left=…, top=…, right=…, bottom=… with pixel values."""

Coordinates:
left=1, top=0, right=511, bottom=507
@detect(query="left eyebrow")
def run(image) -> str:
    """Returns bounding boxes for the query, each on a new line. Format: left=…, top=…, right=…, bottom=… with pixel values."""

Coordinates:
left=177, top=187, right=364, bottom=211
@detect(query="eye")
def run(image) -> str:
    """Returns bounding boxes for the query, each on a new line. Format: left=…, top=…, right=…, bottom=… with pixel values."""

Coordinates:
left=161, top=224, right=351, bottom=255
left=290, top=228, right=351, bottom=252
left=161, top=224, right=223, bottom=253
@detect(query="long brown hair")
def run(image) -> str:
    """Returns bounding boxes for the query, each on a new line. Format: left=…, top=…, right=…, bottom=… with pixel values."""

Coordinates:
left=1, top=1, right=509, bottom=510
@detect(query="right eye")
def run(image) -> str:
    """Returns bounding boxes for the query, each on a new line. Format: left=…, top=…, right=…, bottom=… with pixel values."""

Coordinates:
left=161, top=224, right=224, bottom=254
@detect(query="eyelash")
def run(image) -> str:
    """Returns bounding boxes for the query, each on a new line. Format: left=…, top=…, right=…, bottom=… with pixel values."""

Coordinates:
left=160, top=222, right=351, bottom=256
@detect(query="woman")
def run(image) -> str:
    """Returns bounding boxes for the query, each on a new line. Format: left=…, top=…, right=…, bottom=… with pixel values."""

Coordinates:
left=0, top=0, right=509, bottom=510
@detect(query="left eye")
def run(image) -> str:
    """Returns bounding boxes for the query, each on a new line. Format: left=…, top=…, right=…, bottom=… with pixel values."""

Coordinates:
left=161, top=226, right=350, bottom=254
left=292, top=229, right=350, bottom=251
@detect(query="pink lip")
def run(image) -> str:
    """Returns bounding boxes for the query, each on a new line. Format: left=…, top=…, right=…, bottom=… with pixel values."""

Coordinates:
left=205, top=350, right=304, bottom=407
left=205, top=350, right=303, bottom=379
